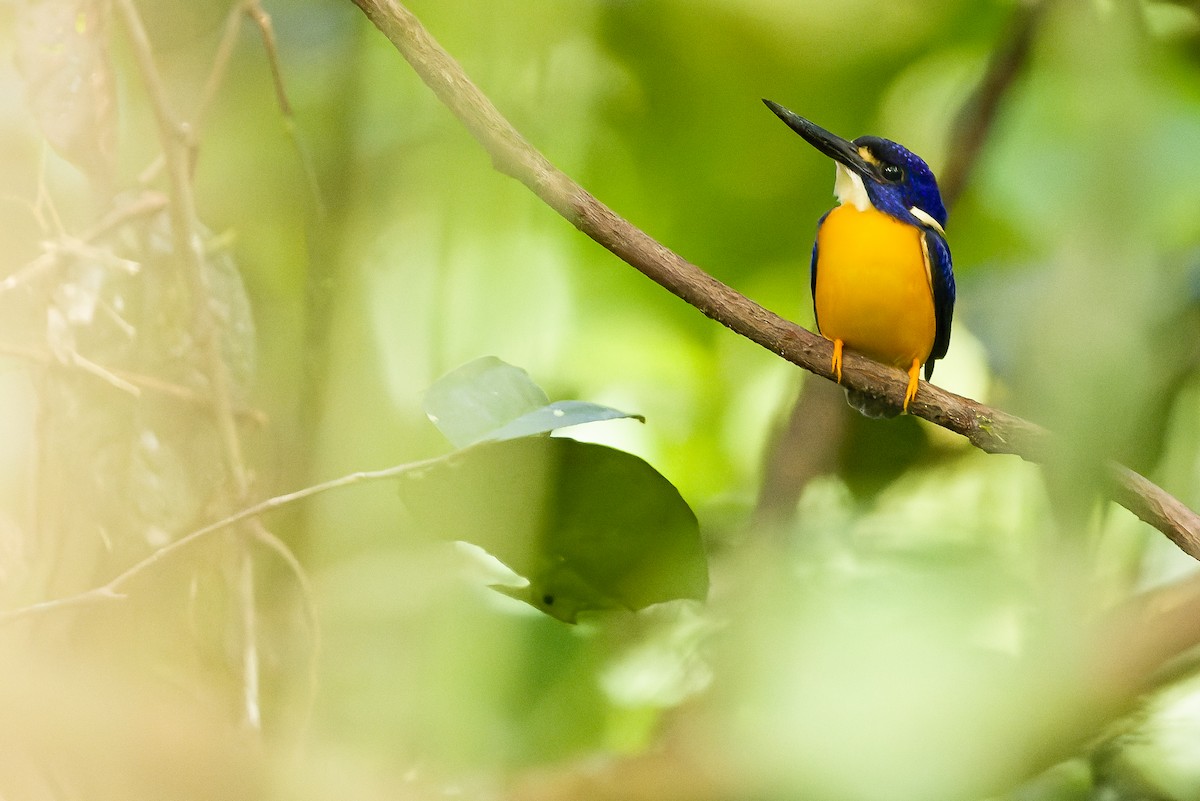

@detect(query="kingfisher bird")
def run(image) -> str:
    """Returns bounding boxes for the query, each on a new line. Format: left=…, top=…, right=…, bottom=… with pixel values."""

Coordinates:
left=763, top=99, right=955, bottom=415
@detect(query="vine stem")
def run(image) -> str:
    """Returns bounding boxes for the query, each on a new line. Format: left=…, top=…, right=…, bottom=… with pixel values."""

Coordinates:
left=115, top=0, right=263, bottom=730
left=0, top=456, right=443, bottom=624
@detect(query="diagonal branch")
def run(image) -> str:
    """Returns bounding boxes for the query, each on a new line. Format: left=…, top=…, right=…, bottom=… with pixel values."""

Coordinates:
left=347, top=0, right=1200, bottom=560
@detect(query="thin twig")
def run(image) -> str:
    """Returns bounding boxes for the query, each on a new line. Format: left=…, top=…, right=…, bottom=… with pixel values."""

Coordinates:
left=193, top=0, right=325, bottom=218
left=347, top=0, right=1200, bottom=560
left=194, top=0, right=249, bottom=133
left=0, top=341, right=269, bottom=425
left=0, top=191, right=169, bottom=293
left=86, top=190, right=172, bottom=240
left=238, top=544, right=262, bottom=729
left=248, top=518, right=321, bottom=738
left=0, top=456, right=442, bottom=624
left=66, top=350, right=140, bottom=395
left=245, top=1, right=293, bottom=118
left=245, top=0, right=326, bottom=218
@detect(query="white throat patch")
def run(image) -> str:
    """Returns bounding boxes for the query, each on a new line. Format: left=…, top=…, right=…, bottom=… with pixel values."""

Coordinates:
left=834, top=163, right=872, bottom=212
left=833, top=163, right=948, bottom=237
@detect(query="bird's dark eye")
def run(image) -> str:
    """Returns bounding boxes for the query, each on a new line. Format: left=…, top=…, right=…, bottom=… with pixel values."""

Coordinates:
left=881, top=164, right=903, bottom=182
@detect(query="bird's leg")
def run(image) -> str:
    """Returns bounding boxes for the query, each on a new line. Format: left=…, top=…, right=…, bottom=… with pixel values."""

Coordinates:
left=903, top=358, right=921, bottom=412
left=831, top=339, right=844, bottom=383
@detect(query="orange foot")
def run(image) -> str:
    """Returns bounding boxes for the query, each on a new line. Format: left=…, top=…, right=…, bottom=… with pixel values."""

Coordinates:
left=831, top=339, right=844, bottom=384
left=903, top=358, right=921, bottom=412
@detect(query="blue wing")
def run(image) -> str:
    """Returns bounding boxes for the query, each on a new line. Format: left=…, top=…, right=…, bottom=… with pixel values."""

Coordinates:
left=810, top=211, right=829, bottom=333
left=923, top=227, right=955, bottom=380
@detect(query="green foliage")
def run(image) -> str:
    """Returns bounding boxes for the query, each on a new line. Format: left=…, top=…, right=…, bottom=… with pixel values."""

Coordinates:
left=422, top=355, right=645, bottom=447
left=407, top=356, right=705, bottom=622
left=399, top=436, right=707, bottom=623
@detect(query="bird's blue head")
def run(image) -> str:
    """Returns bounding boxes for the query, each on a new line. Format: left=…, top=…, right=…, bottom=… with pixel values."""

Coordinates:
left=763, top=100, right=947, bottom=232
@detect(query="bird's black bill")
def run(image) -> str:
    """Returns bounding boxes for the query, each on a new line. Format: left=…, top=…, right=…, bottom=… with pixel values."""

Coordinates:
left=762, top=99, right=877, bottom=179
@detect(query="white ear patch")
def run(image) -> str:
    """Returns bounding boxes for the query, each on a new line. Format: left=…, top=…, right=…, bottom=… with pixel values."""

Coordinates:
left=909, top=206, right=946, bottom=237
left=918, top=231, right=933, bottom=290
left=834, top=164, right=872, bottom=212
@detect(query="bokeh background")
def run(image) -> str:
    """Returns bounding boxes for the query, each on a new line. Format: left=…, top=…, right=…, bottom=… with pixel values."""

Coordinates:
left=4, top=0, right=1200, bottom=798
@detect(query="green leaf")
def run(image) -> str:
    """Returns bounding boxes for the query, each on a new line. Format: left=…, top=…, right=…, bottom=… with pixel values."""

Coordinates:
left=483, top=400, right=644, bottom=443
left=398, top=436, right=707, bottom=623
left=424, top=357, right=641, bottom=447
left=423, top=357, right=550, bottom=448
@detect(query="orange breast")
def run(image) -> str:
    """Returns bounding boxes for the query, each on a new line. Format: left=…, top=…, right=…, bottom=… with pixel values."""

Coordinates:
left=814, top=204, right=936, bottom=369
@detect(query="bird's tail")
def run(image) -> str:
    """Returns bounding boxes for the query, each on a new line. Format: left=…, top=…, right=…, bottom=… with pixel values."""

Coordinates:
left=845, top=388, right=902, bottom=419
